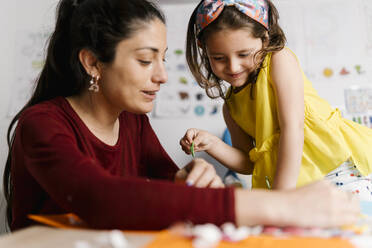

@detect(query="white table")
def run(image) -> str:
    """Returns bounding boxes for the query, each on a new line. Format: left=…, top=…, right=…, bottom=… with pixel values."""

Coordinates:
left=0, top=226, right=155, bottom=248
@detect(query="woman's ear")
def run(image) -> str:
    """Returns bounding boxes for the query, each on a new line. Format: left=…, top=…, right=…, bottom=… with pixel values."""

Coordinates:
left=78, top=49, right=100, bottom=76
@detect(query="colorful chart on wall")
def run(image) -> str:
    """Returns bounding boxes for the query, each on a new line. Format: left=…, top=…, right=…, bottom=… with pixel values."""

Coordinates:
left=279, top=0, right=371, bottom=81
left=8, top=0, right=372, bottom=119
left=152, top=3, right=224, bottom=118
left=344, top=86, right=372, bottom=128
left=7, top=29, right=51, bottom=117
left=152, top=0, right=372, bottom=118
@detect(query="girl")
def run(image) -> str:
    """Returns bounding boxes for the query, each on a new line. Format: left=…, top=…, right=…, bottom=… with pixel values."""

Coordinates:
left=181, top=0, right=372, bottom=199
left=3, top=0, right=359, bottom=232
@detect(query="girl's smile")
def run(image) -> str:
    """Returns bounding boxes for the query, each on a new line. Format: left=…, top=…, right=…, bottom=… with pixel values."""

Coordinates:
left=227, top=70, right=247, bottom=80
left=205, top=28, right=263, bottom=88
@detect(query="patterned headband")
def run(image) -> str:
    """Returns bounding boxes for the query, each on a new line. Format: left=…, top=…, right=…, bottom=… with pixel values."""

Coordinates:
left=195, top=0, right=269, bottom=37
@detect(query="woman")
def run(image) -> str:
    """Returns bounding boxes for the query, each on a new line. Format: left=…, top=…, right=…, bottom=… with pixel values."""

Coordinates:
left=3, top=0, right=359, bottom=231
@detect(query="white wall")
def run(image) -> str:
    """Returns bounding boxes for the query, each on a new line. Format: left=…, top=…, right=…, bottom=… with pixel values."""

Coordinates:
left=0, top=0, right=59, bottom=234
left=151, top=1, right=229, bottom=175
left=0, top=1, right=17, bottom=234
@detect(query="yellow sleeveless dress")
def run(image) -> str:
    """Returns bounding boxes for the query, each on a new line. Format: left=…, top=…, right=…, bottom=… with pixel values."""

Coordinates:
left=226, top=50, right=372, bottom=189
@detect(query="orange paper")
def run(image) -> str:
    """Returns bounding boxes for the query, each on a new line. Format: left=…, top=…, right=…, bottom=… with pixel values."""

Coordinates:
left=146, top=231, right=354, bottom=248
left=28, top=213, right=157, bottom=235
left=28, top=213, right=88, bottom=229
left=28, top=214, right=354, bottom=248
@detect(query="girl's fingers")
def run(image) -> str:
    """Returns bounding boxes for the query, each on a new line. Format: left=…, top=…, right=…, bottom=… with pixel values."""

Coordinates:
left=180, top=139, right=191, bottom=154
left=192, top=132, right=211, bottom=151
left=192, top=135, right=202, bottom=150
left=185, top=128, right=198, bottom=143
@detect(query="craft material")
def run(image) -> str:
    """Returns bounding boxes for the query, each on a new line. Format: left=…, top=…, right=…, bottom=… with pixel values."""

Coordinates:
left=191, top=142, right=195, bottom=158
left=265, top=176, right=271, bottom=189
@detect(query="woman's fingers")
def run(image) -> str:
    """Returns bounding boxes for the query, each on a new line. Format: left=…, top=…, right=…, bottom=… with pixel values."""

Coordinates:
left=193, top=164, right=215, bottom=188
left=336, top=191, right=360, bottom=225
left=209, top=176, right=225, bottom=188
left=184, top=159, right=222, bottom=188
left=289, top=180, right=361, bottom=228
left=184, top=159, right=207, bottom=186
left=174, top=168, right=188, bottom=182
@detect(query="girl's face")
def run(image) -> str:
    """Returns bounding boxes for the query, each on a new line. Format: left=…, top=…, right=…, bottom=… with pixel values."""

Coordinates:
left=99, top=19, right=168, bottom=114
left=205, top=28, right=263, bottom=88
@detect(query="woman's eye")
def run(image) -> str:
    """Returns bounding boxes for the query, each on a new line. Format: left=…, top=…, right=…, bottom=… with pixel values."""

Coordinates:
left=138, top=60, right=152, bottom=65
left=212, top=57, right=224, bottom=61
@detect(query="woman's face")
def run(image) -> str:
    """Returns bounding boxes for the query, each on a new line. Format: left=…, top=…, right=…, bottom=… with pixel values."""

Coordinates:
left=99, top=18, right=168, bottom=114
left=205, top=28, right=263, bottom=88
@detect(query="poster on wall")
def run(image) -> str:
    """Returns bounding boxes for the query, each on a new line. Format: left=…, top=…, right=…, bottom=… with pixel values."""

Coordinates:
left=7, top=29, right=50, bottom=117
left=153, top=47, right=224, bottom=118
left=363, top=0, right=372, bottom=56
left=152, top=3, right=224, bottom=119
left=8, top=1, right=372, bottom=120
left=344, top=86, right=372, bottom=128
left=301, top=0, right=368, bottom=82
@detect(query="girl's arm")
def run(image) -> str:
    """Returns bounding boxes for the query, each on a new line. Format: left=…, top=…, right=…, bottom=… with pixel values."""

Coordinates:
left=206, top=104, right=254, bottom=174
left=270, top=48, right=305, bottom=190
left=221, top=103, right=254, bottom=174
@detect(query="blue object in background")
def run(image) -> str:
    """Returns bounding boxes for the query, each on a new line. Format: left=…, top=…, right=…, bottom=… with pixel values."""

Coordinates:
left=222, top=128, right=232, bottom=146
left=222, top=128, right=246, bottom=188
left=361, top=201, right=372, bottom=216
left=194, top=105, right=205, bottom=116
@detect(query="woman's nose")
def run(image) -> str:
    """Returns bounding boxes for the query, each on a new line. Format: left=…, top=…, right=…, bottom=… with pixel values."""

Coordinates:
left=152, top=61, right=168, bottom=84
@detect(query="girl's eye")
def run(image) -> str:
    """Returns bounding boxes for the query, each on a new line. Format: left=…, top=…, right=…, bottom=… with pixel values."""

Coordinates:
left=239, top=54, right=249, bottom=57
left=212, top=57, right=224, bottom=61
left=138, top=60, right=152, bottom=65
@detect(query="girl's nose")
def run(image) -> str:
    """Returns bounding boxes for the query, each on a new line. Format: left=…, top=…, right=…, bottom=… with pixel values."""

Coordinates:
left=227, top=58, right=241, bottom=74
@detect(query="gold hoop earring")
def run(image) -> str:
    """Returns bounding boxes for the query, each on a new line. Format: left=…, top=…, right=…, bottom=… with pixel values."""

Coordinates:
left=89, top=75, right=100, bottom=92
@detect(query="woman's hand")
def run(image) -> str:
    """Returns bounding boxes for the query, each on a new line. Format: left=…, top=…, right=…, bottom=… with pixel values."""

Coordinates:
left=179, top=128, right=218, bottom=156
left=235, top=180, right=360, bottom=228
left=285, top=180, right=360, bottom=227
left=175, top=158, right=224, bottom=188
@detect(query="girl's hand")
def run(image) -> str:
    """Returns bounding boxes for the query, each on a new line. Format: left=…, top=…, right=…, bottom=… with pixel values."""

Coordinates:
left=175, top=158, right=224, bottom=188
left=179, top=128, right=218, bottom=155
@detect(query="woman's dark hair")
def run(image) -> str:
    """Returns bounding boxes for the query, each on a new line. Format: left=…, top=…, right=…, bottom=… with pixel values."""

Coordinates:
left=3, top=0, right=165, bottom=228
left=186, top=0, right=286, bottom=99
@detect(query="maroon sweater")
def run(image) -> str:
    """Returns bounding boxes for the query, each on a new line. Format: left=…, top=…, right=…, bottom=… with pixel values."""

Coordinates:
left=10, top=97, right=235, bottom=230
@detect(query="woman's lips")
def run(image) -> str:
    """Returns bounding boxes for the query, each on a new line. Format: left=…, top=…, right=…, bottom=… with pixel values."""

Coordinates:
left=142, top=90, right=158, bottom=100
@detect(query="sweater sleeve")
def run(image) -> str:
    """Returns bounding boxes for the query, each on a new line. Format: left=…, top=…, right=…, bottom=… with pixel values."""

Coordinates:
left=139, top=115, right=179, bottom=180
left=18, top=111, right=235, bottom=230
